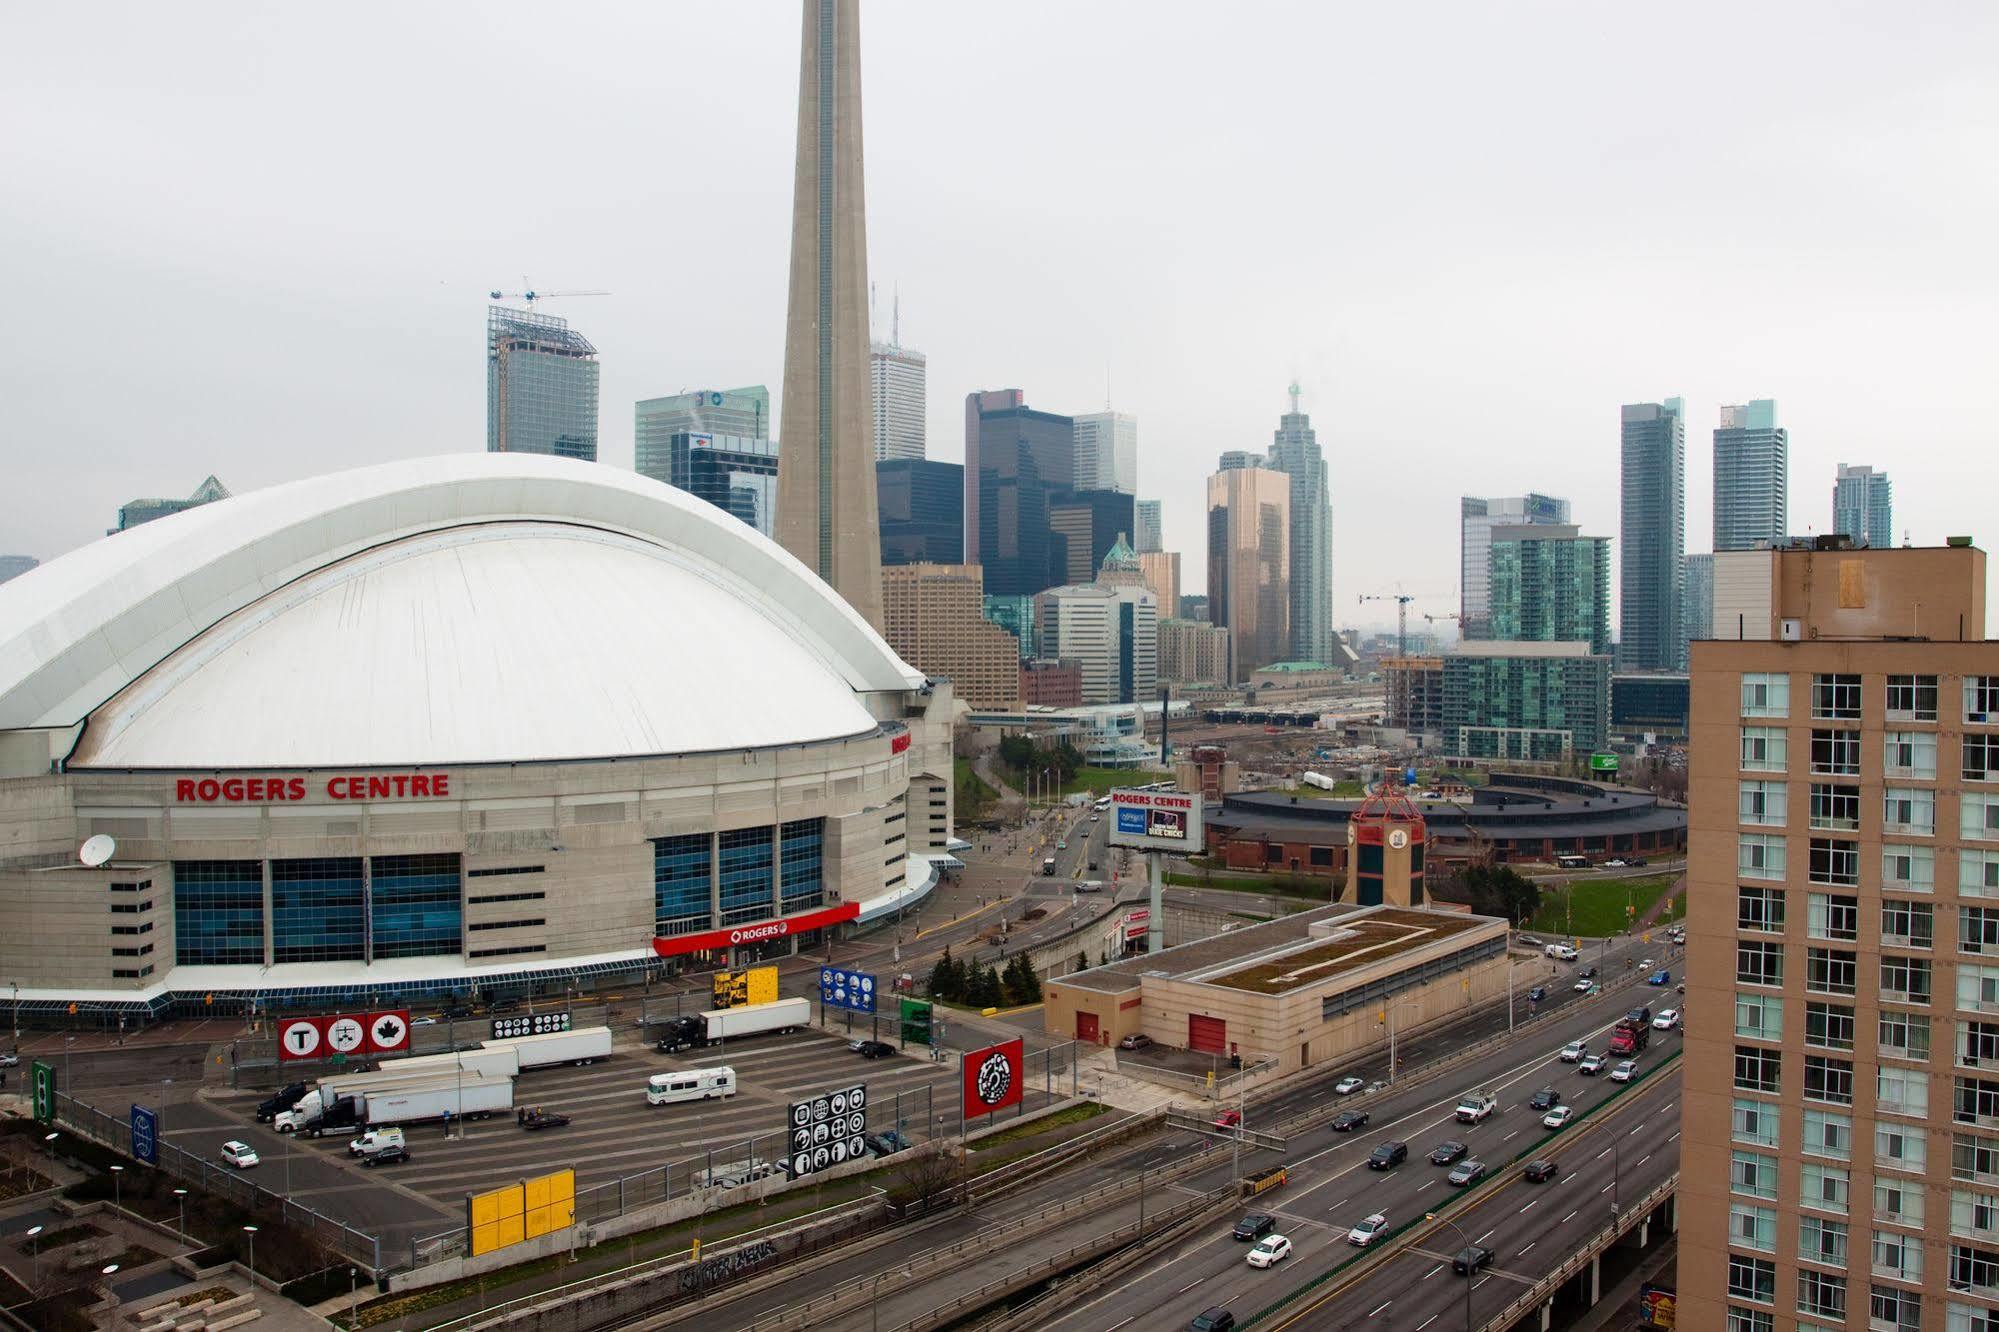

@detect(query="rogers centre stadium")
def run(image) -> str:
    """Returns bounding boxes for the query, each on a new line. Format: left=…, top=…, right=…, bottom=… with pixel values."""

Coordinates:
left=0, top=454, right=957, bottom=1018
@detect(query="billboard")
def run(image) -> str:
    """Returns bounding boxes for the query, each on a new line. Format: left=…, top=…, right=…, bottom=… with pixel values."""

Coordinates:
left=900, top=997, right=933, bottom=1046
left=819, top=967, right=876, bottom=1014
left=962, top=1037, right=1024, bottom=1119
left=1590, top=752, right=1620, bottom=773
left=1108, top=788, right=1204, bottom=854
left=1638, top=1285, right=1676, bottom=1327
left=469, top=1168, right=576, bottom=1257
left=713, top=965, right=780, bottom=1010
left=1122, top=909, right=1151, bottom=942
left=30, top=1061, right=54, bottom=1123
left=130, top=1105, right=159, bottom=1165
left=492, top=1011, right=571, bottom=1041
left=277, top=1010, right=412, bottom=1062
left=786, top=1083, right=868, bottom=1178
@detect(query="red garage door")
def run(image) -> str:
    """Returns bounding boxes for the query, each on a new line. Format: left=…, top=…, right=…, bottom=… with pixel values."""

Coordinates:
left=1077, top=1011, right=1101, bottom=1044
left=1189, top=1014, right=1227, bottom=1054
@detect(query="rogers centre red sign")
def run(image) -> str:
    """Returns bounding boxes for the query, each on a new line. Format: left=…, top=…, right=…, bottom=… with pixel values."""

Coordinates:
left=174, top=773, right=452, bottom=803
left=651, top=901, right=860, bottom=958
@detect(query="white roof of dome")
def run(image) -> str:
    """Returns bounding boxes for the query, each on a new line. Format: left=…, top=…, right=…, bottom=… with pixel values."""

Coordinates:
left=0, top=454, right=924, bottom=766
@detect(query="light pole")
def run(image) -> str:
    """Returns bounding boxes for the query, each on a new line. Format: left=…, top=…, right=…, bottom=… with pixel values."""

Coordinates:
left=1424, top=1212, right=1476, bottom=1332
left=63, top=1035, right=75, bottom=1094
left=100, top=1263, right=121, bottom=1330
left=1381, top=1000, right=1421, bottom=1082
left=242, top=1225, right=259, bottom=1286
left=109, top=1164, right=123, bottom=1211
left=172, top=1188, right=188, bottom=1241
left=43, top=1131, right=57, bottom=1176
left=348, top=1267, right=358, bottom=1328
left=159, top=1077, right=173, bottom=1140
left=25, top=1224, right=42, bottom=1293
left=9, top=979, right=17, bottom=1044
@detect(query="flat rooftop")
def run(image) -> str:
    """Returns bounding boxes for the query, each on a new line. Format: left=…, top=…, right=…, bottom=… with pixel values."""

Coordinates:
left=1203, top=908, right=1484, bottom=995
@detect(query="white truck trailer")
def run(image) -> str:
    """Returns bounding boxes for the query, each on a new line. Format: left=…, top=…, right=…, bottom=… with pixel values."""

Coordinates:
left=380, top=1046, right=522, bottom=1080
left=485, top=1025, right=613, bottom=1070
left=358, top=1074, right=514, bottom=1125
left=655, top=998, right=810, bottom=1052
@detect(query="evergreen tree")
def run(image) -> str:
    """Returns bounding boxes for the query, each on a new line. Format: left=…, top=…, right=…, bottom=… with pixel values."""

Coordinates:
left=928, top=947, right=962, bottom=1002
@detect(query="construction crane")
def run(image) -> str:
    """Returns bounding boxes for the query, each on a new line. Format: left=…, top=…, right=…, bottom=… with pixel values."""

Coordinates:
left=488, top=280, right=610, bottom=310
left=1359, top=593, right=1417, bottom=657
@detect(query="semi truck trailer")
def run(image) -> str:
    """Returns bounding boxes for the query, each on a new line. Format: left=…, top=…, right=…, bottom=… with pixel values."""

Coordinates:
left=484, top=1025, right=613, bottom=1069
left=655, top=998, right=809, bottom=1053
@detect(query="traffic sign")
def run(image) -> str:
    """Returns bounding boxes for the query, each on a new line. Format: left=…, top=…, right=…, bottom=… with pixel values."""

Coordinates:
left=278, top=1018, right=324, bottom=1062
left=130, top=1105, right=158, bottom=1164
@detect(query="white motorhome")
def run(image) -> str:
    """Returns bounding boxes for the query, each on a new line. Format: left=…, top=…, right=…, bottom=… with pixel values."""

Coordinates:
left=646, top=1066, right=737, bottom=1106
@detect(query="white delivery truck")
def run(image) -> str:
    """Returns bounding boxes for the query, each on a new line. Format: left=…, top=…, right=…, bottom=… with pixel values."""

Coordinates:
left=654, top=998, right=810, bottom=1053
left=359, top=1074, right=514, bottom=1125
left=485, top=1025, right=613, bottom=1070
left=380, top=1046, right=522, bottom=1080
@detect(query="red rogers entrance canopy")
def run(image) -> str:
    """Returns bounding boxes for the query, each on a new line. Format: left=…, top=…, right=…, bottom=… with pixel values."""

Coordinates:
left=651, top=901, right=860, bottom=959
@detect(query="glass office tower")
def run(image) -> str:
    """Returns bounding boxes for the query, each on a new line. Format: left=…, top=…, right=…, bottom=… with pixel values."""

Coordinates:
left=1712, top=399, right=1788, bottom=553
left=1460, top=493, right=1570, bottom=640
left=1619, top=398, right=1687, bottom=671
left=486, top=306, right=600, bottom=461
left=1487, top=524, right=1611, bottom=655
left=661, top=433, right=782, bottom=538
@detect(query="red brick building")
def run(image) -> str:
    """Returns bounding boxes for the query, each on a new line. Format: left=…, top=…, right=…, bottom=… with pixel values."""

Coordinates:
left=1021, top=657, right=1083, bottom=707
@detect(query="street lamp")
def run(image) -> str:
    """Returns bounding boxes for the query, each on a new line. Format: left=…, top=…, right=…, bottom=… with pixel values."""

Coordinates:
left=109, top=1164, right=123, bottom=1211
left=63, top=1035, right=75, bottom=1095
left=43, top=1131, right=57, bottom=1175
left=158, top=1077, right=173, bottom=1140
left=26, top=1224, right=42, bottom=1292
left=1380, top=999, right=1421, bottom=1082
left=9, top=979, right=17, bottom=1044
left=1424, top=1212, right=1477, bottom=1332
left=172, top=1188, right=188, bottom=1240
left=242, top=1225, right=259, bottom=1285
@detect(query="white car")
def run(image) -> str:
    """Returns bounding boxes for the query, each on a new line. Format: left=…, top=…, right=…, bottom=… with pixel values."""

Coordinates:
left=1638, top=958, right=1654, bottom=971
left=0, top=1052, right=19, bottom=1068
left=1652, top=1009, right=1681, bottom=1030
left=1246, top=1234, right=1293, bottom=1268
left=1335, top=1076, right=1365, bottom=1095
left=1559, top=1040, right=1587, bottom=1062
left=1610, top=1060, right=1638, bottom=1083
left=221, top=1140, right=260, bottom=1169
left=1348, top=1212, right=1389, bottom=1247
left=1542, top=1105, right=1575, bottom=1130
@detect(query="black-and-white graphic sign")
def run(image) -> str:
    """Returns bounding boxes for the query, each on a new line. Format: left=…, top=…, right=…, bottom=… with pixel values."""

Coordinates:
left=325, top=1016, right=367, bottom=1054
left=786, top=1083, right=867, bottom=1178
left=368, top=1011, right=410, bottom=1053
left=280, top=1018, right=322, bottom=1060
left=492, top=1011, right=572, bottom=1041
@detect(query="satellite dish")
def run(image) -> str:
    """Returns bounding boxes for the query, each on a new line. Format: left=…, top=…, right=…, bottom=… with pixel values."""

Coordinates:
left=79, top=834, right=117, bottom=868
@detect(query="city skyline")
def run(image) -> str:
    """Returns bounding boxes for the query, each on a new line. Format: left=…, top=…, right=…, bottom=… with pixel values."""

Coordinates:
left=2, top=4, right=1994, bottom=627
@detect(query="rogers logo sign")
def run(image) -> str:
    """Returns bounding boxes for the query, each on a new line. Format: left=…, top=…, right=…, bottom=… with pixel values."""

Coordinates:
left=728, top=921, right=791, bottom=946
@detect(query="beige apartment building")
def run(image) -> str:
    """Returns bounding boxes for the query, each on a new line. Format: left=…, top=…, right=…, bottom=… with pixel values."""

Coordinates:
left=1160, top=618, right=1232, bottom=685
left=1138, top=551, right=1181, bottom=619
left=881, top=563, right=1023, bottom=709
left=1682, top=539, right=1999, bottom=1332
left=1207, top=466, right=1290, bottom=681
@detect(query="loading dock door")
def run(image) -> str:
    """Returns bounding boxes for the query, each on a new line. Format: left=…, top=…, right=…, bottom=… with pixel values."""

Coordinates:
left=1189, top=1014, right=1227, bottom=1054
left=1077, top=1011, right=1101, bottom=1044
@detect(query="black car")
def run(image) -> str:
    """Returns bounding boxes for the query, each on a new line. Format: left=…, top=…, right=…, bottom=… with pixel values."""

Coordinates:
left=1368, top=1141, right=1408, bottom=1170
left=1232, top=1213, right=1275, bottom=1241
left=1579, top=965, right=1599, bottom=979
left=1523, top=1158, right=1559, bottom=1182
left=1452, top=1244, right=1494, bottom=1275
left=256, top=1082, right=307, bottom=1122
left=1528, top=1086, right=1559, bottom=1112
left=853, top=1040, right=896, bottom=1059
left=362, top=1145, right=412, bottom=1167
left=1527, top=985, right=1547, bottom=1003
left=520, top=1110, right=571, bottom=1131
left=1429, top=1140, right=1469, bottom=1166
left=1190, top=1310, right=1235, bottom=1332
left=1331, top=1109, right=1369, bottom=1132
left=863, top=1130, right=911, bottom=1157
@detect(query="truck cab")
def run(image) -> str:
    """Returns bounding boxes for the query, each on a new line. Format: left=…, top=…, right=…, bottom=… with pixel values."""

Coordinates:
left=1608, top=1023, right=1650, bottom=1055
left=1042, top=858, right=1058, bottom=876
left=1454, top=1091, right=1498, bottom=1124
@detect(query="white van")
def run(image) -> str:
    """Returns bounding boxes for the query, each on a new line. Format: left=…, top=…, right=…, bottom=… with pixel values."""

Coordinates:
left=1545, top=942, right=1579, bottom=962
left=647, top=1066, right=737, bottom=1106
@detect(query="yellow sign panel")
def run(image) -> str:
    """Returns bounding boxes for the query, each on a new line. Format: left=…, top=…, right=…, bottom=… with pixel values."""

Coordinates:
left=746, top=965, right=778, bottom=1006
left=712, top=966, right=779, bottom=1010
left=713, top=972, right=737, bottom=1009
left=468, top=1168, right=575, bottom=1256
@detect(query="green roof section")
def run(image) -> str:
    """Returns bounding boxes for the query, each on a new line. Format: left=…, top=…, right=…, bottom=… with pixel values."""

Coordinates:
left=1257, top=660, right=1332, bottom=672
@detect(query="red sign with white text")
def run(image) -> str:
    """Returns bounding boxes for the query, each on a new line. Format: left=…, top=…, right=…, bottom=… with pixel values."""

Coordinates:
left=650, top=901, right=861, bottom=959
left=174, top=774, right=451, bottom=803
left=276, top=1009, right=411, bottom=1062
left=890, top=732, right=911, bottom=755
left=962, top=1037, right=1024, bottom=1119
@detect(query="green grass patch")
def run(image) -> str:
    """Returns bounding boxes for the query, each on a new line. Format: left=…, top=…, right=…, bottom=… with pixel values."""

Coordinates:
left=1530, top=874, right=1680, bottom=938
left=955, top=757, right=1000, bottom=821
left=968, top=1102, right=1108, bottom=1153
left=1164, top=870, right=1325, bottom=900
left=1283, top=780, right=1366, bottom=799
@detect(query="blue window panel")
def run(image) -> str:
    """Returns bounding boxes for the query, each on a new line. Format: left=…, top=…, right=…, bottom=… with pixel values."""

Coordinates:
left=780, top=819, right=823, bottom=911
left=719, top=825, right=775, bottom=926
left=653, top=834, right=711, bottom=935
left=369, top=854, right=462, bottom=960
left=271, top=857, right=364, bottom=964
left=173, top=860, right=264, bottom=966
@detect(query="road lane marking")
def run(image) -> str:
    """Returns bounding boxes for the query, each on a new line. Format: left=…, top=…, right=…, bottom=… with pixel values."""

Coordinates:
left=1517, top=1242, right=1535, bottom=1256
left=1596, top=1149, right=1612, bottom=1160
left=1369, top=1301, right=1392, bottom=1317
left=1562, top=1171, right=1577, bottom=1183
left=1503, top=1130, right=1518, bottom=1140
left=1177, top=1278, right=1203, bottom=1294
left=1476, top=1229, right=1494, bottom=1243
left=1106, top=1320, right=1132, bottom=1331
left=1669, top=1131, right=1680, bottom=1142
left=1601, top=1182, right=1614, bottom=1194
left=1628, top=1125, right=1643, bottom=1136
left=1637, top=1154, right=1652, bottom=1166
left=1418, top=1180, right=1436, bottom=1191
left=1417, top=1317, right=1438, bottom=1330
left=1519, top=1199, right=1537, bottom=1212
left=1562, top=1210, right=1577, bottom=1223
left=1423, top=1263, right=1443, bottom=1279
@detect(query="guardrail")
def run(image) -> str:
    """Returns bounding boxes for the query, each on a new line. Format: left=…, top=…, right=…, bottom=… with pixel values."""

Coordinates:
left=965, top=1106, right=1167, bottom=1201
left=1478, top=1172, right=1680, bottom=1331
left=1166, top=1112, right=1286, bottom=1152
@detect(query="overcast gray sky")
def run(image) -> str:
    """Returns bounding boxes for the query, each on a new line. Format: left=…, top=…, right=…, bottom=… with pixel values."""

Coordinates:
left=4, top=2, right=1995, bottom=623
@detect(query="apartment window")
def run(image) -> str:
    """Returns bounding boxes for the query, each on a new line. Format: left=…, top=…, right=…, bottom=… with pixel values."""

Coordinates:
left=1815, top=674, right=1863, bottom=720
left=1878, top=1123, right=1928, bottom=1174
left=1887, top=729, right=1941, bottom=779
left=1963, top=1021, right=1999, bottom=1070
left=1808, top=947, right=1858, bottom=996
left=1887, top=674, right=1940, bottom=721
left=1955, top=1133, right=1999, bottom=1187
left=1966, top=794, right=1999, bottom=843
left=1967, top=850, right=1999, bottom=899
left=1879, top=1067, right=1931, bottom=1118
left=1739, top=886, right=1788, bottom=933
left=1880, top=1010, right=1932, bottom=1061
left=1803, top=1108, right=1853, bottom=1159
left=1953, top=1189, right=1999, bottom=1243
left=1810, top=784, right=1861, bottom=832
left=1949, top=1303, right=1999, bottom=1332
left=1736, top=1045, right=1783, bottom=1093
left=1732, top=1203, right=1778, bottom=1252
left=1798, top=1268, right=1847, bottom=1319
left=1739, top=941, right=1785, bottom=987
left=1803, top=1163, right=1852, bottom=1213
left=1962, top=966, right=1999, bottom=1016
left=1811, top=838, right=1861, bottom=887
left=1804, top=1001, right=1854, bottom=1050
left=1970, top=908, right=1999, bottom=958
left=1882, top=955, right=1933, bottom=1006
left=1740, top=835, right=1789, bottom=881
left=1800, top=1215, right=1851, bottom=1265
left=1971, top=676, right=1999, bottom=722
left=1741, top=780, right=1789, bottom=826
left=1805, top=1055, right=1855, bottom=1105
left=1882, top=900, right=1934, bottom=949
left=1812, top=729, right=1862, bottom=775
left=1888, top=845, right=1938, bottom=894
left=1885, top=787, right=1938, bottom=837
left=1809, top=893, right=1859, bottom=941
left=1731, top=1253, right=1778, bottom=1303
left=1870, top=1285, right=1922, bottom=1332
left=1733, top=1103, right=1781, bottom=1151
left=1727, top=1310, right=1774, bottom=1332
left=1738, top=994, right=1786, bottom=1041
left=1733, top=1150, right=1780, bottom=1202
left=1742, top=726, right=1788, bottom=772
left=1957, top=1077, right=1999, bottom=1129
left=1950, top=1244, right=1999, bottom=1297
left=1969, top=734, right=1999, bottom=783
left=1743, top=673, right=1790, bottom=718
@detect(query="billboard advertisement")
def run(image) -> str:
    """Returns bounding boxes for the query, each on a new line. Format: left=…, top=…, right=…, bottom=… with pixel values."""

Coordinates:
left=714, top=965, right=781, bottom=1010
left=1108, top=789, right=1204, bottom=854
left=1638, top=1285, right=1676, bottom=1327
left=786, top=1083, right=868, bottom=1178
left=1123, top=909, right=1151, bottom=941
left=130, top=1105, right=158, bottom=1165
left=277, top=1010, right=412, bottom=1062
left=820, top=967, right=876, bottom=1014
left=962, top=1037, right=1024, bottom=1119
left=492, top=1011, right=571, bottom=1041
left=469, top=1168, right=575, bottom=1257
